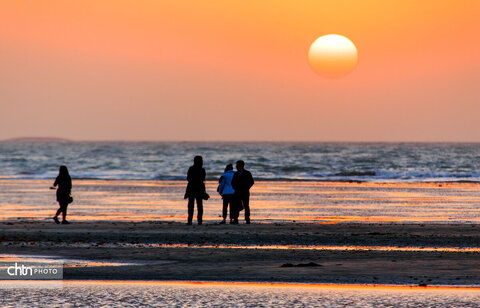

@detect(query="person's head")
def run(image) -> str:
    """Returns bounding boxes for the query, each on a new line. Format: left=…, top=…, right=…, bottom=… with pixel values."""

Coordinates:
left=225, top=164, right=233, bottom=172
left=193, top=155, right=203, bottom=167
left=236, top=160, right=245, bottom=171
left=59, top=165, right=70, bottom=177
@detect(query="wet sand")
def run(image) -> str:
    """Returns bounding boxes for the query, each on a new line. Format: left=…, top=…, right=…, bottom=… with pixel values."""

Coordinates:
left=1, top=179, right=480, bottom=223
left=1, top=221, right=480, bottom=286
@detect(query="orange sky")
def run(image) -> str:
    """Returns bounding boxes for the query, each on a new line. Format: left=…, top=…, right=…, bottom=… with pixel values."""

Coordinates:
left=0, top=0, right=478, bottom=141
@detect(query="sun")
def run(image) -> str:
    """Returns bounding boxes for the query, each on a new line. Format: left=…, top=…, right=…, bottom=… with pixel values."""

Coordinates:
left=308, top=34, right=358, bottom=78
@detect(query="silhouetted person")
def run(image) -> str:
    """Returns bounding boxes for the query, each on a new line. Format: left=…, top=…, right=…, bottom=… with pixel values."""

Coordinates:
left=218, top=164, right=236, bottom=224
left=231, top=160, right=254, bottom=224
left=51, top=165, right=72, bottom=224
left=184, top=156, right=206, bottom=225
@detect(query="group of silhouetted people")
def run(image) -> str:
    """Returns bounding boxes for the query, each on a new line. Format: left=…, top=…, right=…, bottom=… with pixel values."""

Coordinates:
left=185, top=156, right=254, bottom=225
left=50, top=156, right=254, bottom=225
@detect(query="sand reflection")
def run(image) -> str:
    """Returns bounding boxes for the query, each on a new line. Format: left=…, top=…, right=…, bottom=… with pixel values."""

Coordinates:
left=0, top=180, right=479, bottom=224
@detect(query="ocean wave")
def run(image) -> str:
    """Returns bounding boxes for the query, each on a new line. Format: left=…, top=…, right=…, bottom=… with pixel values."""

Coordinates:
left=334, top=171, right=376, bottom=177
left=0, top=142, right=479, bottom=183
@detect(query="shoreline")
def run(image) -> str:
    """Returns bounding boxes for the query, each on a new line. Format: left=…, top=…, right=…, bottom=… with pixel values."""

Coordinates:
left=2, top=177, right=480, bottom=184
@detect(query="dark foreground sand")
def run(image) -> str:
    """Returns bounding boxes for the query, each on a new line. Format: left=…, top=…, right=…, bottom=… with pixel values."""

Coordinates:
left=1, top=221, right=480, bottom=286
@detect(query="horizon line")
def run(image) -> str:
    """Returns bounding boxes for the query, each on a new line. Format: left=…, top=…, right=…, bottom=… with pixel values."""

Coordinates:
left=2, top=137, right=480, bottom=144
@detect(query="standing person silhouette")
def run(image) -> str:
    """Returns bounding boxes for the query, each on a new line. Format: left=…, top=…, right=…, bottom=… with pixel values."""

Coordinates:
left=51, top=165, right=72, bottom=224
left=217, top=164, right=236, bottom=224
left=184, top=156, right=206, bottom=225
left=231, top=160, right=254, bottom=224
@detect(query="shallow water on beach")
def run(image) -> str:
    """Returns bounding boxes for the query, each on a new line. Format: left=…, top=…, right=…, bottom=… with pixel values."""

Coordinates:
left=0, top=254, right=158, bottom=268
left=1, top=179, right=479, bottom=224
left=1, top=282, right=479, bottom=307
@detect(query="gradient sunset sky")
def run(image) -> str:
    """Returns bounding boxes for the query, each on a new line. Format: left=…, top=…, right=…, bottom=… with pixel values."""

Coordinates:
left=1, top=1, right=478, bottom=141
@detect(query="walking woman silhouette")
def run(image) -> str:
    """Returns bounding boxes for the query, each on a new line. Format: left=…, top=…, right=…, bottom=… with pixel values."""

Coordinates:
left=51, top=165, right=73, bottom=224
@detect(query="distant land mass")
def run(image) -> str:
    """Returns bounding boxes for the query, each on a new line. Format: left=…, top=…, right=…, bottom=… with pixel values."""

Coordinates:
left=3, top=137, right=71, bottom=142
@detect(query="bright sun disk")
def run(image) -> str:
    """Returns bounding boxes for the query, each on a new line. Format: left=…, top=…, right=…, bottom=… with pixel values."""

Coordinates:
left=308, top=34, right=358, bottom=78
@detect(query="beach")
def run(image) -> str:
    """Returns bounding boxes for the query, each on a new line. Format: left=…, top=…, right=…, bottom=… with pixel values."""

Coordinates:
left=2, top=221, right=480, bottom=286
left=1, top=179, right=480, bottom=286
left=2, top=179, right=480, bottom=224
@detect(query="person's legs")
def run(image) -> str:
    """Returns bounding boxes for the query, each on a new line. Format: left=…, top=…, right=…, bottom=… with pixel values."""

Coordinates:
left=187, top=197, right=195, bottom=224
left=53, top=204, right=62, bottom=224
left=243, top=195, right=250, bottom=223
left=225, top=195, right=234, bottom=222
left=54, top=202, right=67, bottom=217
left=61, top=203, right=68, bottom=221
left=222, top=197, right=229, bottom=220
left=230, top=196, right=239, bottom=224
left=196, top=197, right=203, bottom=225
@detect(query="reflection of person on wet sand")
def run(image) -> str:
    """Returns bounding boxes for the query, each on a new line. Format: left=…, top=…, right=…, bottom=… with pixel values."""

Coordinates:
left=184, top=156, right=206, bottom=225
left=51, top=165, right=73, bottom=224
left=217, top=164, right=235, bottom=224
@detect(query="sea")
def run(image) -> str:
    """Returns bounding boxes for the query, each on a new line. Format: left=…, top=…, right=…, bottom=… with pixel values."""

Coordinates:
left=0, top=141, right=479, bottom=183
left=1, top=141, right=479, bottom=224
